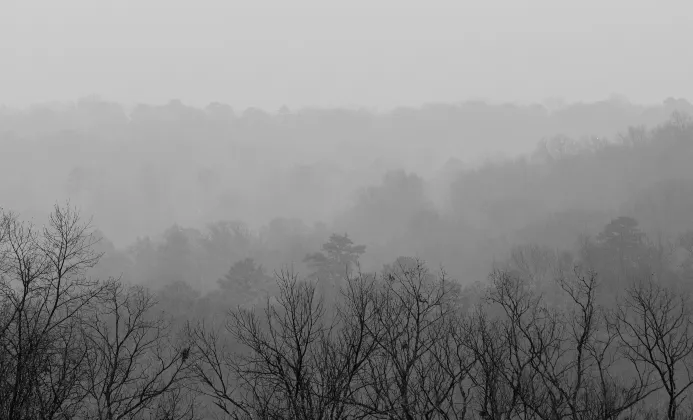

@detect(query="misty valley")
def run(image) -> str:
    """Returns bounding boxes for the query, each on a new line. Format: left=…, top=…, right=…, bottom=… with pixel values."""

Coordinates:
left=3, top=98, right=693, bottom=420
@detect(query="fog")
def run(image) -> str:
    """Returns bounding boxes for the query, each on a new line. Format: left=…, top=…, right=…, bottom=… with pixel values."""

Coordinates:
left=2, top=96, right=692, bottom=283
left=3, top=0, right=693, bottom=109
left=5, top=2, right=693, bottom=419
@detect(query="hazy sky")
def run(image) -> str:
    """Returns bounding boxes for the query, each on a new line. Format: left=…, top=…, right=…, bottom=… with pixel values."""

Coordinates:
left=2, top=0, right=692, bottom=110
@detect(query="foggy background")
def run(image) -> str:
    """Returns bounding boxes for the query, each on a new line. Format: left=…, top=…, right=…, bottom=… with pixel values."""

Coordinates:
left=3, top=0, right=693, bottom=291
left=7, top=1, right=693, bottom=418
left=3, top=0, right=693, bottom=109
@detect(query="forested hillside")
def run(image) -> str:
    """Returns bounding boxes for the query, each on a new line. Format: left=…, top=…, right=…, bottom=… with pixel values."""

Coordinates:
left=3, top=98, right=693, bottom=419
left=1, top=96, right=691, bottom=246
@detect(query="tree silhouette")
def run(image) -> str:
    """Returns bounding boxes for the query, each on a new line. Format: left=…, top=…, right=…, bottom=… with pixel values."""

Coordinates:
left=596, top=216, right=646, bottom=279
left=304, top=233, right=366, bottom=300
left=217, top=258, right=272, bottom=306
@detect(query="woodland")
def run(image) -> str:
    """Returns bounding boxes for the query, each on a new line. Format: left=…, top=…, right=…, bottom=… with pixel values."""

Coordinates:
left=3, top=97, right=693, bottom=419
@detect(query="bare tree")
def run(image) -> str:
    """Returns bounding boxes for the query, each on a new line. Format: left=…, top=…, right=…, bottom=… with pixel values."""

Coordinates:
left=190, top=262, right=471, bottom=420
left=613, top=279, right=693, bottom=420
left=0, top=204, right=105, bottom=419
left=461, top=305, right=521, bottom=420
left=485, top=267, right=656, bottom=420
left=190, top=268, right=353, bottom=419
left=357, top=258, right=472, bottom=420
left=485, top=269, right=552, bottom=420
left=320, top=271, right=381, bottom=419
left=186, top=320, right=246, bottom=419
left=80, top=279, right=195, bottom=420
left=548, top=268, right=656, bottom=420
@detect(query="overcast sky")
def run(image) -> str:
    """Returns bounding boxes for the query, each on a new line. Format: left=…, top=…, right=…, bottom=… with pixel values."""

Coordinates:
left=2, top=0, right=692, bottom=110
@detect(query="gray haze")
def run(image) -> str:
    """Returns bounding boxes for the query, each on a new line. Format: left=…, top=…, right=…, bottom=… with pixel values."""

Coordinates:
left=1, top=96, right=692, bottom=254
left=8, top=3, right=693, bottom=418
left=3, top=0, right=693, bottom=285
left=3, top=0, right=693, bottom=109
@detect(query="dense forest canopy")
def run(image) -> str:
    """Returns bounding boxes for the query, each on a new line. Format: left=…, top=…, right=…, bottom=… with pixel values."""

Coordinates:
left=3, top=96, right=693, bottom=419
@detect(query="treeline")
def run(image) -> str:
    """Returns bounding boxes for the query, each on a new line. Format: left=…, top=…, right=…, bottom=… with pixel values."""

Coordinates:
left=79, top=109, right=693, bottom=300
left=1, top=96, right=692, bottom=247
left=5, top=204, right=693, bottom=419
left=5, top=99, right=693, bottom=419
